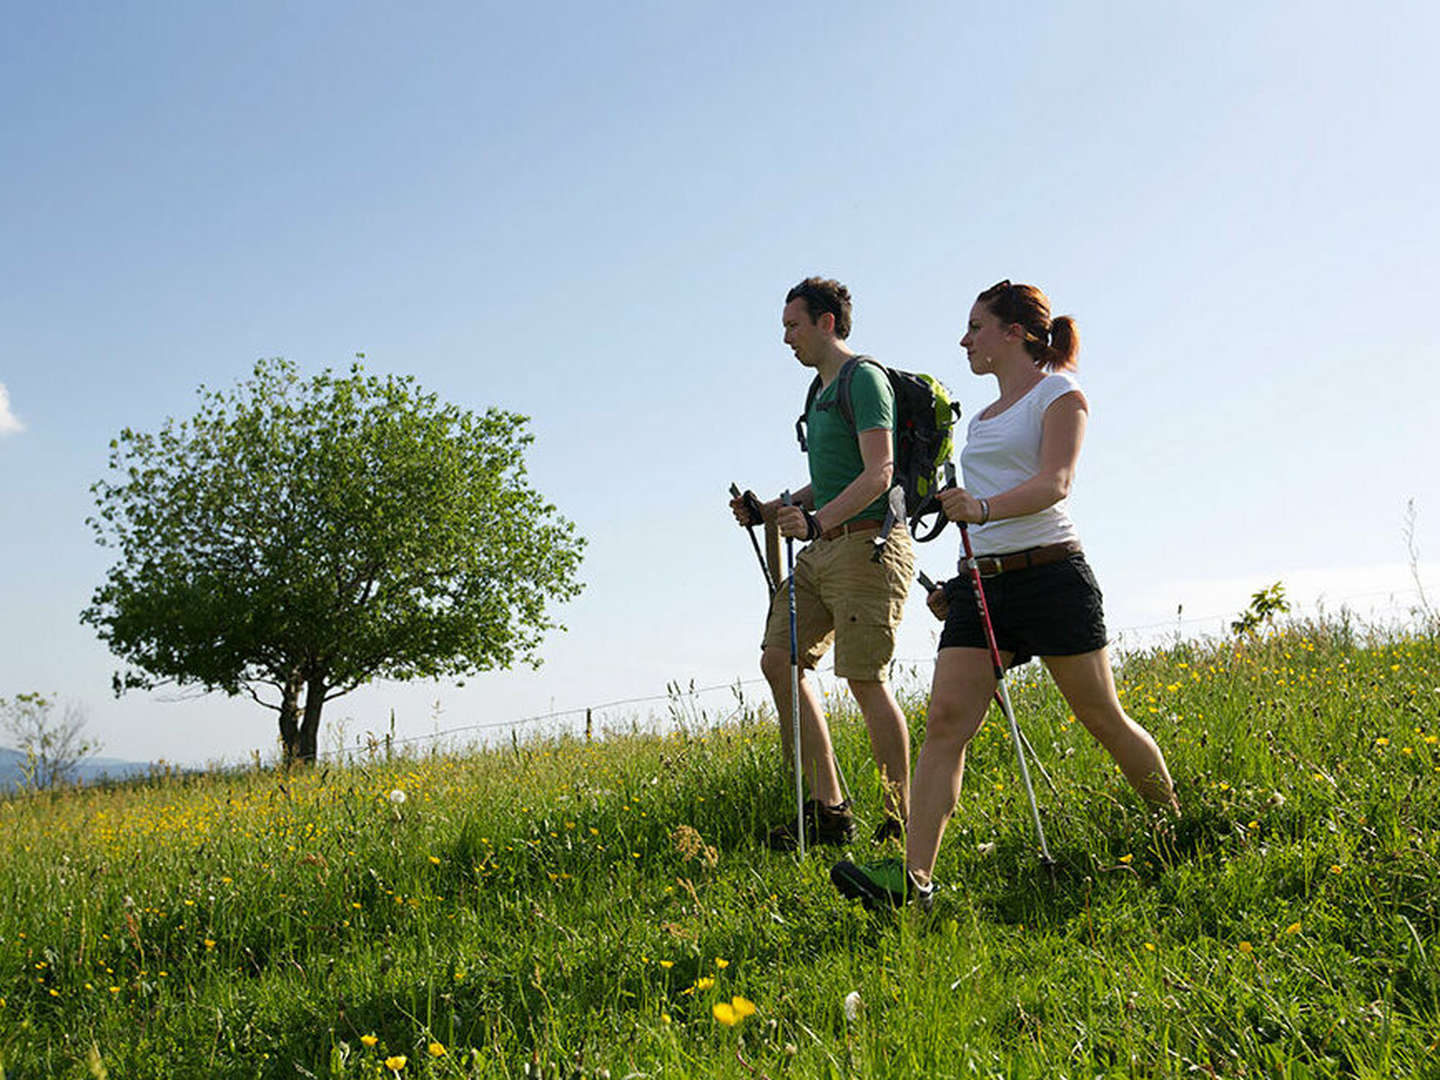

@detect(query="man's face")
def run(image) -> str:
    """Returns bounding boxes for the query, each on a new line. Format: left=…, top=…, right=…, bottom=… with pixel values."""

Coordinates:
left=782, top=298, right=825, bottom=368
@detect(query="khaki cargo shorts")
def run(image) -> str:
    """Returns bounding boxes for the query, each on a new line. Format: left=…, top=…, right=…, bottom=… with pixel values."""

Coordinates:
left=762, top=526, right=914, bottom=682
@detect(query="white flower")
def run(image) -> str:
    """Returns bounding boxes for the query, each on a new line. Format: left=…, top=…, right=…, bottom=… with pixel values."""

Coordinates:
left=388, top=789, right=407, bottom=805
left=1265, top=791, right=1286, bottom=807
left=843, top=991, right=862, bottom=1022
left=977, top=842, right=996, bottom=857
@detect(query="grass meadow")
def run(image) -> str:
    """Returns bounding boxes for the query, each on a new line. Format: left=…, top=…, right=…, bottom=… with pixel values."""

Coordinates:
left=3, top=615, right=1439, bottom=1078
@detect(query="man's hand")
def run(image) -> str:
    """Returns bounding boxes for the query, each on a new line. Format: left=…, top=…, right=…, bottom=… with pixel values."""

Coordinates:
left=729, top=488, right=772, bottom=527
left=776, top=504, right=821, bottom=541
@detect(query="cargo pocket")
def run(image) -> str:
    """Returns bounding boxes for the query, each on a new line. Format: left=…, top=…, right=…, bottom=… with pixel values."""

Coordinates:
left=833, top=593, right=901, bottom=679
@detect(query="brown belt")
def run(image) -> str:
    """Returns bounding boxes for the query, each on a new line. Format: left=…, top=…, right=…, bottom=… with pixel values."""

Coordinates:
left=967, top=540, right=1081, bottom=577
left=820, top=518, right=883, bottom=541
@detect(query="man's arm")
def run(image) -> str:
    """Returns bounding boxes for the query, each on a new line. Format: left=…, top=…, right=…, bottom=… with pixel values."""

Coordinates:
left=776, top=431, right=891, bottom=539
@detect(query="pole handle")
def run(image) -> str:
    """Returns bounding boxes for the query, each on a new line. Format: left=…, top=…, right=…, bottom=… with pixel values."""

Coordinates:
left=729, top=482, right=765, bottom=527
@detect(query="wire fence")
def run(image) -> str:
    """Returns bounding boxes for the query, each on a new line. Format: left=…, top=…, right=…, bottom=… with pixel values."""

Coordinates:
left=317, top=579, right=1437, bottom=765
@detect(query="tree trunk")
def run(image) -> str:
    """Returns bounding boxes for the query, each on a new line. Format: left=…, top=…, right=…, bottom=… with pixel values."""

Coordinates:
left=297, top=674, right=327, bottom=764
left=277, top=670, right=304, bottom=765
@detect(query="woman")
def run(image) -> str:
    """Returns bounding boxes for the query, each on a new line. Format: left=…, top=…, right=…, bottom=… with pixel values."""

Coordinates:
left=831, top=280, right=1179, bottom=910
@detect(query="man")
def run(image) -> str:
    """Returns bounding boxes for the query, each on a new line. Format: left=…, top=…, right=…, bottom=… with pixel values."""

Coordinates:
left=731, top=276, right=915, bottom=850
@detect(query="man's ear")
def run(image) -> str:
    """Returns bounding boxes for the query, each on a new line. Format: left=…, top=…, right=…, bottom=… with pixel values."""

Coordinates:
left=818, top=311, right=836, bottom=335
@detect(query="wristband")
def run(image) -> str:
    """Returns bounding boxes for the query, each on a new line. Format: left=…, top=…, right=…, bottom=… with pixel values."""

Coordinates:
left=801, top=508, right=823, bottom=541
left=977, top=498, right=991, bottom=525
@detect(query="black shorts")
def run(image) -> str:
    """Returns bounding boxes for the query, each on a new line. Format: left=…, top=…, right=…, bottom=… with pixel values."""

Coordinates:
left=938, top=551, right=1108, bottom=668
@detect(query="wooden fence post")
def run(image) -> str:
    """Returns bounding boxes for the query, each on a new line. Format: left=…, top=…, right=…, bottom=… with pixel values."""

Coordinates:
left=764, top=519, right=782, bottom=596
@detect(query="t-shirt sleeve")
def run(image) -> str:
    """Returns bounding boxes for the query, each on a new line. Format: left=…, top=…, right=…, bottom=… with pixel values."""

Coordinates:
left=1033, top=372, right=1084, bottom=415
left=849, top=362, right=895, bottom=432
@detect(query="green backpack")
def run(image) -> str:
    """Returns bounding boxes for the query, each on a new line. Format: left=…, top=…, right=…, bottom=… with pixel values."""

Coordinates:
left=795, top=356, right=961, bottom=541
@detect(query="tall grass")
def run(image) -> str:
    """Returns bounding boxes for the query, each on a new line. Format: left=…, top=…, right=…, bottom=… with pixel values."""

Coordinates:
left=2, top=617, right=1438, bottom=1078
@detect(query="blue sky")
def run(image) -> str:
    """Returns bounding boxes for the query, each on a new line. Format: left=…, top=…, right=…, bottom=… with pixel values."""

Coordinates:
left=2, top=2, right=1436, bottom=764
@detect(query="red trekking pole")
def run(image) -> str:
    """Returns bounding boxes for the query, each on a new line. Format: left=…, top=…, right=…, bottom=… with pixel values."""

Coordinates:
left=946, top=465, right=1055, bottom=868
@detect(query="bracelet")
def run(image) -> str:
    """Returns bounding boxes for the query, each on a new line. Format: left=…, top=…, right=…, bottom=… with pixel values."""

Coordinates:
left=977, top=498, right=991, bottom=525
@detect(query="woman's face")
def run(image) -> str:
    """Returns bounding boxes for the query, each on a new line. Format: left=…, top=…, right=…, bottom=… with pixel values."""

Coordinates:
left=960, top=301, right=1012, bottom=374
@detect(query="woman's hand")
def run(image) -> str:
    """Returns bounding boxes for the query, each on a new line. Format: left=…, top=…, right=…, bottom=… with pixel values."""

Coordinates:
left=937, top=486, right=985, bottom=524
left=926, top=584, right=949, bottom=621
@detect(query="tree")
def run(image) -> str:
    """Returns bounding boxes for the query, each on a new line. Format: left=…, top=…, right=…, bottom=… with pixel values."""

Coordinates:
left=1230, top=581, right=1290, bottom=637
left=82, top=358, right=586, bottom=764
left=1, top=692, right=99, bottom=789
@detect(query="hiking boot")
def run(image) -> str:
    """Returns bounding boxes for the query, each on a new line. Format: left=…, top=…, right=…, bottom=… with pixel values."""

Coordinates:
left=871, top=817, right=904, bottom=845
left=830, top=857, right=934, bottom=912
left=766, top=799, right=856, bottom=852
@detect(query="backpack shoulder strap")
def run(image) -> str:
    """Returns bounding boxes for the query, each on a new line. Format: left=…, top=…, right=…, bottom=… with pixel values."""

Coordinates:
left=795, top=356, right=876, bottom=450
left=832, top=355, right=876, bottom=431
left=795, top=374, right=824, bottom=452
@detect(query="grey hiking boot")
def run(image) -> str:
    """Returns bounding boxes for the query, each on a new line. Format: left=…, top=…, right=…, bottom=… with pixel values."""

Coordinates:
left=830, top=857, right=934, bottom=912
left=766, top=799, right=856, bottom=852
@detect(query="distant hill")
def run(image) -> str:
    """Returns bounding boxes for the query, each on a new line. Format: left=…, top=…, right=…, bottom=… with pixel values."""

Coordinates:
left=0, top=747, right=157, bottom=792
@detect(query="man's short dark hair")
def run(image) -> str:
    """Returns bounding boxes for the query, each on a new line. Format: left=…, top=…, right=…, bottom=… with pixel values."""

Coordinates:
left=786, top=277, right=852, bottom=340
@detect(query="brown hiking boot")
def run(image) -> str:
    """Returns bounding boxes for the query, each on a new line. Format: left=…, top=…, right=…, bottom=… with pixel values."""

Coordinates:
left=766, top=799, right=856, bottom=851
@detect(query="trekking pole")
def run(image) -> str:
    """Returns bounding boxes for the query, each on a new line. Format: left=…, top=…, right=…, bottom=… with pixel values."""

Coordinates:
left=781, top=490, right=806, bottom=857
left=730, top=483, right=776, bottom=595
left=941, top=467, right=1054, bottom=869
left=917, top=572, right=1058, bottom=797
left=955, top=526, right=1054, bottom=868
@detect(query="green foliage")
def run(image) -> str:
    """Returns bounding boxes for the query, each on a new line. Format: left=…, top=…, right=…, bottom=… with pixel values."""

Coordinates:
left=1232, top=581, right=1291, bottom=636
left=2, top=620, right=1438, bottom=1077
left=82, top=358, right=585, bottom=762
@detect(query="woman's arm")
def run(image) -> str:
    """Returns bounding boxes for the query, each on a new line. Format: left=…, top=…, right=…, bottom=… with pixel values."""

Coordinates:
left=939, top=391, right=1088, bottom=524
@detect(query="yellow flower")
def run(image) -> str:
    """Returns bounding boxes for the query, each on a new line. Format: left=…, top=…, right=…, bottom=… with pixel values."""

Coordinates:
left=1285, top=922, right=1301, bottom=935
left=361, top=1035, right=378, bottom=1047
left=384, top=1055, right=407, bottom=1072
left=1330, top=864, right=1343, bottom=875
left=427, top=1042, right=446, bottom=1058
left=1144, top=942, right=1156, bottom=952
left=715, top=958, right=729, bottom=969
left=659, top=960, right=674, bottom=969
left=1118, top=854, right=1133, bottom=864
left=204, top=939, right=216, bottom=950
left=694, top=976, right=715, bottom=991
left=713, top=1002, right=739, bottom=1026
left=1376, top=737, right=1390, bottom=747
left=1238, top=941, right=1253, bottom=954
left=428, top=855, right=441, bottom=865
left=732, top=995, right=756, bottom=1018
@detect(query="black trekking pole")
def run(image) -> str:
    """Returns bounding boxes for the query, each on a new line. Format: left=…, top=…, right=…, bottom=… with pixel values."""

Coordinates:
left=941, top=466, right=1055, bottom=869
left=781, top=490, right=806, bottom=857
left=730, top=483, right=776, bottom=596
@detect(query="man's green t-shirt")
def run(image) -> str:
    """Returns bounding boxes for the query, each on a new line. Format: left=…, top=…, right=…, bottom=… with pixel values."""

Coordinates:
left=806, top=361, right=896, bottom=523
